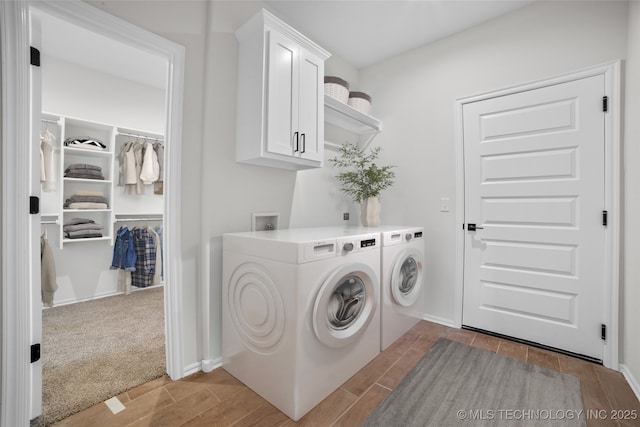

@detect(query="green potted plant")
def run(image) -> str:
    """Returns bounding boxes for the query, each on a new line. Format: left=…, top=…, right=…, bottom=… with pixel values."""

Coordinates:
left=329, top=143, right=395, bottom=226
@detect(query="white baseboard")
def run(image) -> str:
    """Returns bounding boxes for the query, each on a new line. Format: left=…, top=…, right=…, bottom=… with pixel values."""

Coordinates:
left=422, top=313, right=456, bottom=328
left=183, top=361, right=202, bottom=378
left=201, top=358, right=223, bottom=373
left=182, top=358, right=223, bottom=378
left=620, top=364, right=640, bottom=402
left=49, top=284, right=164, bottom=307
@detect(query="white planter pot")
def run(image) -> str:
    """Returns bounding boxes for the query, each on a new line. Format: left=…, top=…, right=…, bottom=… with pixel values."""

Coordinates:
left=360, top=196, right=381, bottom=227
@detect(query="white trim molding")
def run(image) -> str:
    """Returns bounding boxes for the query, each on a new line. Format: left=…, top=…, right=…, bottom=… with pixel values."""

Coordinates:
left=620, top=364, right=640, bottom=402
left=453, top=61, right=621, bottom=369
left=422, top=314, right=457, bottom=329
left=1, top=1, right=33, bottom=425
left=2, top=1, right=186, bottom=424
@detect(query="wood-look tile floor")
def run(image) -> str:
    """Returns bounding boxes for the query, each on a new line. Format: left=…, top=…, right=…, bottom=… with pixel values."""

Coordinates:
left=53, top=321, right=640, bottom=427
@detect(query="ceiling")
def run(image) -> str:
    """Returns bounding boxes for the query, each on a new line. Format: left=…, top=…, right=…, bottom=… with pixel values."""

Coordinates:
left=263, top=0, right=535, bottom=69
left=35, top=1, right=535, bottom=90
left=35, top=9, right=168, bottom=90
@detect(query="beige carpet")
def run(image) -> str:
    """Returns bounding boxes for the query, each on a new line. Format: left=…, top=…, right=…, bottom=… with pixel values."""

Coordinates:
left=41, top=287, right=166, bottom=425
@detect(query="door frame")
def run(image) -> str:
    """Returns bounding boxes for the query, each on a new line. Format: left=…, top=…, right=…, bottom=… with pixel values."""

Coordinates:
left=1, top=1, right=186, bottom=425
left=453, top=61, right=621, bottom=369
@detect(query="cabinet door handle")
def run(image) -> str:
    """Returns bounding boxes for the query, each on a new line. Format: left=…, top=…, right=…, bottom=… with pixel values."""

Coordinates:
left=301, top=133, right=306, bottom=153
left=293, top=132, right=299, bottom=152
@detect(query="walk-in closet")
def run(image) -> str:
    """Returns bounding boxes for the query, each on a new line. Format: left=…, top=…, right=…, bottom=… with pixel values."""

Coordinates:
left=36, top=10, right=169, bottom=424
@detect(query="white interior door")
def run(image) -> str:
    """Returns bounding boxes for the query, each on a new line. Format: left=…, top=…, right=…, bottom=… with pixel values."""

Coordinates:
left=462, top=74, right=606, bottom=360
left=29, top=12, right=43, bottom=419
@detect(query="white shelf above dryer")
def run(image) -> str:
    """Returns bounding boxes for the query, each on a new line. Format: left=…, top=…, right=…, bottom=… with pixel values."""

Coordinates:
left=324, top=95, right=382, bottom=149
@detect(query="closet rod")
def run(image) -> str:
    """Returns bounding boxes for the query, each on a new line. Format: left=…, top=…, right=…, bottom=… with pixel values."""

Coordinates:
left=41, top=220, right=59, bottom=225
left=115, top=217, right=163, bottom=222
left=41, top=119, right=59, bottom=124
left=117, top=131, right=164, bottom=142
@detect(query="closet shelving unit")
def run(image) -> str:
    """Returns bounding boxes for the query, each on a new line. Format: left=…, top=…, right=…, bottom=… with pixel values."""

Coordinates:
left=59, top=116, right=115, bottom=247
left=42, top=113, right=165, bottom=249
left=324, top=94, right=383, bottom=149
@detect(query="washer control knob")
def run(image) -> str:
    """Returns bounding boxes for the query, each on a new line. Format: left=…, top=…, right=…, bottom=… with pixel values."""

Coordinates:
left=405, top=233, right=413, bottom=241
left=343, top=242, right=354, bottom=252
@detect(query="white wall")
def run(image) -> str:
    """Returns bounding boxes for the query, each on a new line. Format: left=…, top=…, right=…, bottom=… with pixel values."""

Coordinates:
left=355, top=0, right=628, bottom=324
left=623, top=0, right=640, bottom=391
left=41, top=56, right=165, bottom=133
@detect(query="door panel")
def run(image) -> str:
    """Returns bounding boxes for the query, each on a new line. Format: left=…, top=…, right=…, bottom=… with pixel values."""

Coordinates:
left=297, top=50, right=323, bottom=162
left=462, top=75, right=605, bottom=360
left=266, top=30, right=297, bottom=156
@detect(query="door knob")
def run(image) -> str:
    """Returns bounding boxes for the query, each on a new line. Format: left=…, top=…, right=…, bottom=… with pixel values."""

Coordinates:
left=467, top=223, right=484, bottom=231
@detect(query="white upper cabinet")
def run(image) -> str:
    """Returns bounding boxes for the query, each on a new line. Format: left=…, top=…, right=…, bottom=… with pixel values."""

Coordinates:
left=235, top=9, right=330, bottom=170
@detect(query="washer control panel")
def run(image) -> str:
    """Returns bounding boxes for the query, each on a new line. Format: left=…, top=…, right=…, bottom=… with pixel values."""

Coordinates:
left=337, top=233, right=379, bottom=255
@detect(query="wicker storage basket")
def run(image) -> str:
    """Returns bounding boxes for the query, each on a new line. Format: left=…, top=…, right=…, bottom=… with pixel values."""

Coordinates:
left=324, top=76, right=350, bottom=103
left=348, top=92, right=372, bottom=115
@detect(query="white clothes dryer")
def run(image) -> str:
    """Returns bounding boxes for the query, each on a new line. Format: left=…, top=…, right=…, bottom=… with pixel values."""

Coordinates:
left=222, top=228, right=381, bottom=421
left=380, top=226, right=425, bottom=350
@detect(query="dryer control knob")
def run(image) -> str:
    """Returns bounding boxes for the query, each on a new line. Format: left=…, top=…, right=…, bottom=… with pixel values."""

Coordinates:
left=405, top=234, right=413, bottom=241
left=343, top=242, right=354, bottom=252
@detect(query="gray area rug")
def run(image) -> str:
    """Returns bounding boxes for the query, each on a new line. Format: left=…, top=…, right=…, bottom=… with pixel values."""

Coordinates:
left=41, top=287, right=166, bottom=425
left=363, top=338, right=586, bottom=427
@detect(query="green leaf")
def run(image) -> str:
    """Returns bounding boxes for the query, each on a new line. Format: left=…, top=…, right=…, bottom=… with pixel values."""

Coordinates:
left=328, top=143, right=395, bottom=203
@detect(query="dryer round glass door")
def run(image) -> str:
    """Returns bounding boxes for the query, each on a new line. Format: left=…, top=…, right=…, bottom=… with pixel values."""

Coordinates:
left=391, top=248, right=424, bottom=307
left=313, top=263, right=378, bottom=348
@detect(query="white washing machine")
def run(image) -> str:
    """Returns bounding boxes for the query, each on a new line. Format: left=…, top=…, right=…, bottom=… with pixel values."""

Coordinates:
left=380, top=226, right=425, bottom=350
left=222, top=227, right=381, bottom=421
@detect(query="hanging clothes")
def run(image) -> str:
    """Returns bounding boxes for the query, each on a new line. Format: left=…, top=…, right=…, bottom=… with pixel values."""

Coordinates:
left=41, top=232, right=58, bottom=307
left=153, top=142, right=164, bottom=195
left=139, top=141, right=160, bottom=185
left=117, top=139, right=164, bottom=195
left=40, top=129, right=56, bottom=192
left=154, top=225, right=164, bottom=281
left=148, top=227, right=162, bottom=286
left=131, top=227, right=156, bottom=288
left=110, top=226, right=137, bottom=295
left=110, top=226, right=137, bottom=272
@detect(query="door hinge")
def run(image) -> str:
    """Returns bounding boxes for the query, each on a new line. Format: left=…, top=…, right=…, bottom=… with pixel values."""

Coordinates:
left=30, top=46, right=40, bottom=67
left=602, top=210, right=608, bottom=227
left=30, top=196, right=39, bottom=214
left=602, top=96, right=608, bottom=112
left=31, top=343, right=41, bottom=363
left=601, top=324, right=607, bottom=341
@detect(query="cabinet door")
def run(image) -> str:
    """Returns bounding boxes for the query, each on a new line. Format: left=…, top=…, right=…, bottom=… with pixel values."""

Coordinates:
left=266, top=30, right=298, bottom=157
left=297, top=49, right=324, bottom=162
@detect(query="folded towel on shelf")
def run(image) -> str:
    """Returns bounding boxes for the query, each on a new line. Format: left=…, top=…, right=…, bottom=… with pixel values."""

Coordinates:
left=65, top=163, right=102, bottom=172
left=65, top=202, right=108, bottom=210
left=65, top=195, right=109, bottom=204
left=65, top=229, right=103, bottom=239
left=63, top=223, right=104, bottom=232
left=64, top=172, right=105, bottom=180
left=63, top=217, right=95, bottom=226
left=64, top=167, right=105, bottom=180
left=63, top=136, right=107, bottom=150
left=73, top=190, right=104, bottom=197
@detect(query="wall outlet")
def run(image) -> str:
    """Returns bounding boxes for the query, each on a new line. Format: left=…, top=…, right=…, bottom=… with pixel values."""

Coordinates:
left=440, top=197, right=450, bottom=212
left=343, top=212, right=350, bottom=221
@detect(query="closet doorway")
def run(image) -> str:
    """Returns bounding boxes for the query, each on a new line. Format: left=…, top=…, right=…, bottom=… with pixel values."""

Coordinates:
left=24, top=2, right=184, bottom=424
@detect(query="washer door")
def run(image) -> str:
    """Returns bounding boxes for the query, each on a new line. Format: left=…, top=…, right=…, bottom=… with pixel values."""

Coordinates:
left=313, top=262, right=378, bottom=348
left=390, top=248, right=424, bottom=307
